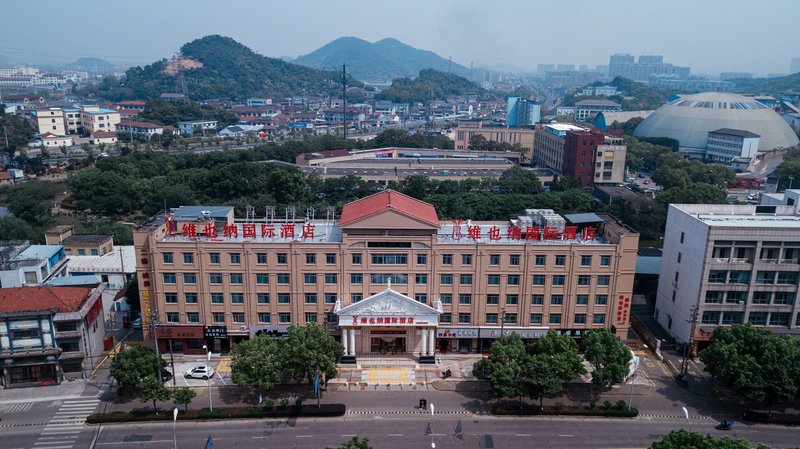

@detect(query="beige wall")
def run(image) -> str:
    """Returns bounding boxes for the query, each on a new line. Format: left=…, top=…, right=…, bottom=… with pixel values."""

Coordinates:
left=453, top=126, right=535, bottom=164
left=37, top=109, right=67, bottom=135
left=595, top=144, right=627, bottom=184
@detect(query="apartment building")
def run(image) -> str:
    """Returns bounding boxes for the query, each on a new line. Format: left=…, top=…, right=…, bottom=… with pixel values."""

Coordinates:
left=453, top=120, right=536, bottom=164
left=563, top=129, right=605, bottom=188
left=134, top=191, right=638, bottom=358
left=34, top=106, right=119, bottom=136
left=655, top=204, right=800, bottom=355
left=533, top=123, right=585, bottom=172
left=0, top=242, right=67, bottom=288
left=594, top=135, right=627, bottom=185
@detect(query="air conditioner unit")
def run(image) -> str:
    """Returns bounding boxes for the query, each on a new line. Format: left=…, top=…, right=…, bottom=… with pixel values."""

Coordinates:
left=240, top=326, right=247, bottom=331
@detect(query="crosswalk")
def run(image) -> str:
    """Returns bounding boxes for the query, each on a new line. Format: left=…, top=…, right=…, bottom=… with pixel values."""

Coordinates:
left=0, top=402, right=33, bottom=413
left=31, top=398, right=100, bottom=449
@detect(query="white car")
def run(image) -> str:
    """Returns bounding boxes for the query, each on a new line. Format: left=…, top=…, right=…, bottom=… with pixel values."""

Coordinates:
left=184, top=366, right=214, bottom=380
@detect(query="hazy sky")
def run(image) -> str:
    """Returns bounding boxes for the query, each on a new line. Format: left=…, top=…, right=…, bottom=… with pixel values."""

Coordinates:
left=2, top=0, right=798, bottom=76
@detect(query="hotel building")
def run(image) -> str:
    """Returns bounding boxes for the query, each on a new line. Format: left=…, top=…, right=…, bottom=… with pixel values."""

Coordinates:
left=134, top=191, right=638, bottom=359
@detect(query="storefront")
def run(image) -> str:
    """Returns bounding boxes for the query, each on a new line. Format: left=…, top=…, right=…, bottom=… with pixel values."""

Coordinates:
left=204, top=325, right=229, bottom=353
left=157, top=325, right=205, bottom=355
left=1, top=354, right=61, bottom=388
left=436, top=327, right=479, bottom=354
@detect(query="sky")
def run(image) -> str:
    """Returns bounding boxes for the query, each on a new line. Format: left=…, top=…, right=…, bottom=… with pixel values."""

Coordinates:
left=2, top=0, right=798, bottom=76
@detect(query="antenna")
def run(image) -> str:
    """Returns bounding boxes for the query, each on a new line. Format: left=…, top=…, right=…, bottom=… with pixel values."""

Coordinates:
left=325, top=206, right=336, bottom=224
left=265, top=206, right=275, bottom=223
left=306, top=207, right=315, bottom=222
left=246, top=205, right=255, bottom=223
left=285, top=205, right=296, bottom=222
left=342, top=63, right=347, bottom=140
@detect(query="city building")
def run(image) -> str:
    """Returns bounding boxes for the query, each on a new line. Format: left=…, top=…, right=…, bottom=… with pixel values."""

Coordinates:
left=134, top=191, right=639, bottom=357
left=34, top=106, right=119, bottom=136
left=655, top=204, right=800, bottom=355
left=574, top=100, right=622, bottom=121
left=608, top=54, right=690, bottom=83
left=116, top=120, right=170, bottom=139
left=34, top=108, right=68, bottom=135
left=80, top=106, right=120, bottom=134
left=563, top=129, right=605, bottom=188
left=593, top=111, right=653, bottom=131
left=45, top=225, right=114, bottom=256
left=0, top=285, right=106, bottom=387
left=0, top=242, right=67, bottom=288
left=532, top=123, right=585, bottom=173
left=41, top=132, right=74, bottom=148
left=705, top=128, right=760, bottom=163
left=506, top=97, right=541, bottom=126
left=176, top=120, right=218, bottom=136
left=89, top=131, right=118, bottom=145
left=594, top=135, right=627, bottom=185
left=453, top=120, right=536, bottom=164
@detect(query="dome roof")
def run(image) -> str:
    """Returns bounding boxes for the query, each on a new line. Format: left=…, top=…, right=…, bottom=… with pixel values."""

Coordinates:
left=633, top=92, right=799, bottom=152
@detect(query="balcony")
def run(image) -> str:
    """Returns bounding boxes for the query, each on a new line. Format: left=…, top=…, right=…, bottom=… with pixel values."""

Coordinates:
left=59, top=351, right=84, bottom=360
left=55, top=330, right=82, bottom=339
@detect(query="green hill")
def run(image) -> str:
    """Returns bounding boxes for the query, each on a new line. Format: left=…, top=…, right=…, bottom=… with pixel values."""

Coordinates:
left=375, top=69, right=484, bottom=103
left=732, top=72, right=800, bottom=96
left=79, top=35, right=360, bottom=101
left=293, top=37, right=470, bottom=82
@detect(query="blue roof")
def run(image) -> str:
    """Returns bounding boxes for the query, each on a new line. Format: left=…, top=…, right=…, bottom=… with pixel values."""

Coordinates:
left=636, top=256, right=662, bottom=275
left=47, top=275, right=101, bottom=286
left=16, top=245, right=62, bottom=261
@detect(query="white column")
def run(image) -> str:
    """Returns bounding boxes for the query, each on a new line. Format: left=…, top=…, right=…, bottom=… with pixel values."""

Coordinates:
left=349, top=328, right=356, bottom=356
left=421, top=327, right=428, bottom=356
left=429, top=328, right=435, bottom=356
left=342, top=327, right=349, bottom=355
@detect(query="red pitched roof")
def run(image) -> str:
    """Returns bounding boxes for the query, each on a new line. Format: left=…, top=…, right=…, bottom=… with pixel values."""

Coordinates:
left=339, top=190, right=440, bottom=227
left=0, top=286, right=93, bottom=314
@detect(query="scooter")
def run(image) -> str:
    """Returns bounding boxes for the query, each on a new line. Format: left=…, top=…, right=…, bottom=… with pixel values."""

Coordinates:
left=441, top=369, right=452, bottom=379
left=715, top=420, right=733, bottom=431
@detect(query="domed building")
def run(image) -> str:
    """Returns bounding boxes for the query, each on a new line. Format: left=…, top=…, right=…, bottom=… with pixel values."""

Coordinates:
left=633, top=92, right=799, bottom=155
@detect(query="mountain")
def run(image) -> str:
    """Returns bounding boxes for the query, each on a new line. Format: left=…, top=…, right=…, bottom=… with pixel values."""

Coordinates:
left=375, top=69, right=484, bottom=103
left=293, top=37, right=471, bottom=82
left=78, top=35, right=360, bottom=101
left=62, top=57, right=116, bottom=73
left=732, top=72, right=800, bottom=96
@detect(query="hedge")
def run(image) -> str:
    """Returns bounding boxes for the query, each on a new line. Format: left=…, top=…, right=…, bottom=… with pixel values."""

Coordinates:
left=87, top=404, right=346, bottom=424
left=493, top=401, right=638, bottom=418
left=743, top=411, right=800, bottom=426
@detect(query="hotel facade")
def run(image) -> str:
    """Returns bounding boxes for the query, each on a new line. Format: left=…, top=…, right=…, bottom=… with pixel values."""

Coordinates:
left=134, top=191, right=638, bottom=359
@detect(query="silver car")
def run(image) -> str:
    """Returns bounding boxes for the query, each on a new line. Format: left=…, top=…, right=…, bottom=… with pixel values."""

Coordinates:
left=184, top=366, right=214, bottom=380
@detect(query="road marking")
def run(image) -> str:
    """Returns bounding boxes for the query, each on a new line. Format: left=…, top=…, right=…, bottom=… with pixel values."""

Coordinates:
left=34, top=441, right=75, bottom=446
left=215, top=371, right=227, bottom=386
left=516, top=434, right=532, bottom=437
left=388, top=434, right=404, bottom=436
left=296, top=435, right=312, bottom=438
left=558, top=434, right=575, bottom=437
left=0, top=402, right=33, bottom=413
left=341, top=434, right=357, bottom=437
left=29, top=446, right=74, bottom=449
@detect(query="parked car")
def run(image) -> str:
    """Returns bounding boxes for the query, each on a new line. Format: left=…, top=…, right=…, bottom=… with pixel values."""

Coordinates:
left=184, top=366, right=214, bottom=380
left=160, top=369, right=173, bottom=382
left=132, top=317, right=142, bottom=329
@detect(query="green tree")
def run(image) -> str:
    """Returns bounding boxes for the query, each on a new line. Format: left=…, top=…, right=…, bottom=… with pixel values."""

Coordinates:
left=230, top=334, right=282, bottom=395
left=0, top=217, right=37, bottom=241
left=0, top=107, right=35, bottom=155
left=522, top=355, right=563, bottom=410
left=139, top=374, right=172, bottom=414
left=278, top=323, right=343, bottom=385
left=699, top=324, right=800, bottom=414
left=110, top=346, right=164, bottom=388
left=6, top=181, right=54, bottom=226
left=472, top=333, right=528, bottom=406
left=172, top=387, right=197, bottom=411
left=467, top=134, right=489, bottom=150
left=649, top=429, right=771, bottom=449
left=327, top=436, right=372, bottom=449
left=582, top=328, right=632, bottom=389
left=656, top=183, right=727, bottom=205
left=528, top=330, right=586, bottom=385
left=496, top=166, right=542, bottom=194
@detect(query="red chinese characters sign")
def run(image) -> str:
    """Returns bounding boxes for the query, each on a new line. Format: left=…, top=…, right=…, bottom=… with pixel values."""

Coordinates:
left=448, top=223, right=594, bottom=242
left=351, top=315, right=416, bottom=325
left=616, top=295, right=631, bottom=325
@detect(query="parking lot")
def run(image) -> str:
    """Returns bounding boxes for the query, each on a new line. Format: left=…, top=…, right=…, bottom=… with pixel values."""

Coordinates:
left=162, top=357, right=232, bottom=387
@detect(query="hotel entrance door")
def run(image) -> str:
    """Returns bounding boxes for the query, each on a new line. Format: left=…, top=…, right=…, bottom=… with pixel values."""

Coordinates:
left=370, top=337, right=406, bottom=354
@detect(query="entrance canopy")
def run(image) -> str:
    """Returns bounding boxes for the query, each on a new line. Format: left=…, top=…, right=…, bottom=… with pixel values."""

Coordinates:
left=335, top=287, right=442, bottom=327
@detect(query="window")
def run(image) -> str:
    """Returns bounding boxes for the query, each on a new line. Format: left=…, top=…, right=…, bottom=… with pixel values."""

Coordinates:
left=531, top=294, right=544, bottom=305
left=597, top=276, right=610, bottom=286
left=509, top=254, right=520, bottom=266
left=351, top=293, right=363, bottom=303
left=580, top=255, right=592, bottom=266
left=487, top=294, right=499, bottom=305
left=78, top=249, right=85, bottom=255
left=774, top=292, right=795, bottom=305
left=442, top=254, right=453, bottom=265
left=549, top=314, right=562, bottom=324
left=324, top=293, right=337, bottom=304
left=256, top=273, right=269, bottom=284
left=257, top=293, right=270, bottom=304
left=577, top=275, right=591, bottom=286
left=277, top=253, right=288, bottom=264
left=211, top=293, right=224, bottom=304
left=163, top=252, right=174, bottom=264
left=277, top=293, right=290, bottom=304
left=230, top=253, right=241, bottom=264
left=351, top=253, right=362, bottom=264
left=325, top=313, right=336, bottom=323
left=325, top=273, right=338, bottom=284
left=574, top=314, right=587, bottom=324
left=756, top=271, right=775, bottom=284
left=769, top=312, right=791, bottom=326
left=256, top=253, right=267, bottom=264
left=212, top=312, right=225, bottom=323
left=258, top=313, right=271, bottom=323
left=209, top=273, right=222, bottom=284
left=459, top=294, right=472, bottom=304
left=504, top=313, right=517, bottom=324
left=552, top=275, right=565, bottom=286
left=183, top=253, right=194, bottom=264
left=777, top=272, right=798, bottom=285
left=462, top=254, right=472, bottom=265
left=748, top=311, right=768, bottom=325
left=535, top=255, right=546, bottom=266
left=507, top=275, right=520, bottom=286
left=721, top=312, right=744, bottom=325
left=326, top=253, right=336, bottom=264
left=231, top=293, right=244, bottom=304
left=592, top=314, right=606, bottom=324
left=185, top=293, right=198, bottom=304
left=440, top=274, right=453, bottom=285
left=489, top=254, right=500, bottom=265
left=708, top=271, right=727, bottom=283
left=505, top=294, right=518, bottom=305
left=532, top=275, right=545, bottom=286
left=576, top=294, right=589, bottom=305
left=162, top=273, right=176, bottom=284
left=165, top=293, right=178, bottom=304
left=460, top=274, right=473, bottom=285
left=167, top=312, right=180, bottom=323
left=279, top=313, right=291, bottom=323
left=752, top=292, right=771, bottom=304
left=530, top=313, right=543, bottom=324
left=440, top=294, right=452, bottom=304
left=487, top=274, right=500, bottom=285
left=705, top=291, right=724, bottom=304
left=230, top=273, right=243, bottom=284
left=277, top=273, right=290, bottom=284
left=415, top=293, right=427, bottom=303
left=232, top=313, right=245, bottom=323
left=728, top=271, right=750, bottom=284
left=555, top=255, right=566, bottom=266
left=600, top=255, right=611, bottom=266
left=304, top=293, right=317, bottom=304
left=550, top=295, right=563, bottom=305
left=350, top=273, right=363, bottom=284
left=702, top=311, right=721, bottom=325
left=303, top=273, right=317, bottom=284
left=306, top=253, right=316, bottom=264
left=187, top=312, right=199, bottom=323
left=415, top=274, right=428, bottom=285
left=439, top=313, right=452, bottom=324
left=458, top=313, right=471, bottom=324
left=305, top=313, right=318, bottom=323
left=417, top=254, right=427, bottom=265
left=371, top=273, right=407, bottom=284
left=183, top=273, right=197, bottom=284
left=726, top=291, right=746, bottom=304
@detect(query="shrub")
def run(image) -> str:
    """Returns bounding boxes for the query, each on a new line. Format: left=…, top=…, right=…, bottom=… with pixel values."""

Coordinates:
left=589, top=400, right=596, bottom=409
left=615, top=400, right=627, bottom=410
left=602, top=400, right=612, bottom=410
left=279, top=399, right=289, bottom=408
left=295, top=398, right=303, bottom=407
left=264, top=400, right=274, bottom=410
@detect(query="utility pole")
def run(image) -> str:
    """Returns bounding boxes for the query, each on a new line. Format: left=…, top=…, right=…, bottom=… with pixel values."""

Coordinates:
left=680, top=305, right=699, bottom=380
left=499, top=308, right=507, bottom=339
left=342, top=63, right=347, bottom=140
left=149, top=311, right=161, bottom=376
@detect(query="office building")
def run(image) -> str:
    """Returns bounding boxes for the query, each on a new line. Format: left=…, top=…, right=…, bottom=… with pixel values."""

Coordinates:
left=506, top=97, right=541, bottom=126
left=608, top=54, right=690, bottom=83
left=563, top=129, right=605, bottom=188
left=453, top=120, right=536, bottom=164
left=533, top=124, right=585, bottom=173
left=705, top=128, right=760, bottom=163
left=574, top=100, right=622, bottom=121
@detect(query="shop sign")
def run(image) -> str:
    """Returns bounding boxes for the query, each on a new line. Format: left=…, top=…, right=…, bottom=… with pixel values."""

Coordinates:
left=348, top=315, right=432, bottom=326
left=437, top=328, right=479, bottom=339
left=479, top=328, right=546, bottom=339
left=450, top=220, right=596, bottom=242
left=157, top=325, right=204, bottom=339
left=204, top=326, right=228, bottom=339
left=249, top=325, right=288, bottom=338
left=370, top=330, right=407, bottom=335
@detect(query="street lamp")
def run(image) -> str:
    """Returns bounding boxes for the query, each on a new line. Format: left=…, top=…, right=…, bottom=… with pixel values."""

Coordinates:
left=681, top=406, right=691, bottom=432
left=172, top=407, right=178, bottom=449
left=789, top=176, right=795, bottom=190
left=627, top=356, right=640, bottom=411
left=429, top=402, right=435, bottom=449
left=202, top=345, right=213, bottom=412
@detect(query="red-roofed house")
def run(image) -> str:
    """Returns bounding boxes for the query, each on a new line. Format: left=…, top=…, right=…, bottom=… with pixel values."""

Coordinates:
left=0, top=171, right=13, bottom=186
left=90, top=131, right=118, bottom=145
left=0, top=285, right=107, bottom=387
left=339, top=190, right=440, bottom=228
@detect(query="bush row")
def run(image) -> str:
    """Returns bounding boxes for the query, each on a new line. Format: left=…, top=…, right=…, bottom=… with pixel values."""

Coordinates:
left=87, top=404, right=346, bottom=424
left=743, top=411, right=800, bottom=425
left=493, top=400, right=638, bottom=418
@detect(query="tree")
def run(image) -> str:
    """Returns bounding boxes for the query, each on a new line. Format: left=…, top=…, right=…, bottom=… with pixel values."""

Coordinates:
left=0, top=217, right=37, bottom=241
left=278, top=323, right=344, bottom=385
left=496, top=166, right=542, bottom=194
left=110, top=345, right=165, bottom=388
left=0, top=107, right=35, bottom=155
left=230, top=334, right=282, bottom=395
left=139, top=374, right=172, bottom=414
left=172, top=387, right=197, bottom=411
left=327, top=436, right=372, bottom=449
left=472, top=333, right=528, bottom=406
left=528, top=330, right=586, bottom=385
left=699, top=325, right=800, bottom=414
left=649, top=429, right=771, bottom=449
left=582, top=328, right=632, bottom=389
left=522, top=355, right=563, bottom=410
left=467, top=134, right=489, bottom=150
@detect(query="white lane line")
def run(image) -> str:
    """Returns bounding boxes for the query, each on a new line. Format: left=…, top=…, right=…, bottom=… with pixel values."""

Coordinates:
left=29, top=446, right=74, bottom=449
left=388, top=434, right=404, bottom=436
left=94, top=440, right=173, bottom=446
left=34, top=441, right=76, bottom=445
left=62, top=399, right=100, bottom=404
left=296, top=435, right=312, bottom=438
left=516, top=434, right=532, bottom=436
left=340, top=434, right=357, bottom=437
left=215, top=371, right=227, bottom=386
left=41, top=430, right=81, bottom=434
left=558, top=434, right=575, bottom=437
left=38, top=436, right=78, bottom=440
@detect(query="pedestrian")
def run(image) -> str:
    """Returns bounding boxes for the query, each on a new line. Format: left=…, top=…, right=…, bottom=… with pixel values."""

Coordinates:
left=421, top=398, right=427, bottom=410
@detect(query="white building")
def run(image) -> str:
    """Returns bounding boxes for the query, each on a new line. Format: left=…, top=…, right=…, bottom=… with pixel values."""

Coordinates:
left=177, top=120, right=217, bottom=136
left=705, top=128, right=760, bottom=163
left=0, top=243, right=67, bottom=288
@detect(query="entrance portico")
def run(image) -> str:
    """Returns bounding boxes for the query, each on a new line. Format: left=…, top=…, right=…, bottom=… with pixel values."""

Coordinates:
left=334, top=287, right=442, bottom=363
